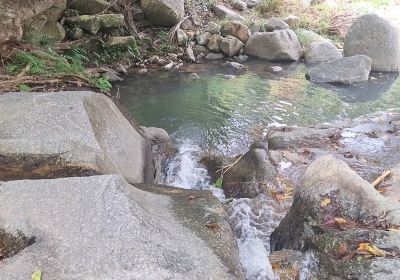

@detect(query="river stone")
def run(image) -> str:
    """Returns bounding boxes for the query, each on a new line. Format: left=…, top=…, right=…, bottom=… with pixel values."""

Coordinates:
left=0, top=91, right=153, bottom=184
left=344, top=14, right=400, bottom=72
left=205, top=53, right=224, bottom=60
left=42, top=0, right=66, bottom=22
left=231, top=0, right=247, bottom=11
left=0, top=0, right=58, bottom=45
left=97, top=13, right=125, bottom=30
left=65, top=15, right=101, bottom=34
left=66, top=26, right=84, bottom=40
left=176, top=29, right=188, bottom=46
left=283, top=15, right=300, bottom=29
left=141, top=0, right=184, bottom=27
left=265, top=18, right=289, bottom=32
left=207, top=34, right=223, bottom=52
left=204, top=21, right=221, bottom=34
left=40, top=21, right=65, bottom=42
left=294, top=28, right=329, bottom=48
left=192, top=44, right=209, bottom=56
left=69, top=0, right=109, bottom=15
left=305, top=41, right=342, bottom=64
left=222, top=61, right=248, bottom=75
left=307, top=55, right=371, bottom=84
left=220, top=35, right=244, bottom=57
left=0, top=175, right=244, bottom=279
left=212, top=4, right=244, bottom=21
left=196, top=31, right=212, bottom=45
left=270, top=155, right=400, bottom=251
left=245, top=30, right=302, bottom=61
left=221, top=21, right=251, bottom=43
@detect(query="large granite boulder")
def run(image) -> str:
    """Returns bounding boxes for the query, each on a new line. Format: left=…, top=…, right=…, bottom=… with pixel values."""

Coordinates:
left=307, top=55, right=371, bottom=84
left=0, top=91, right=153, bottom=184
left=304, top=41, right=342, bottom=64
left=344, top=14, right=400, bottom=72
left=0, top=175, right=244, bottom=279
left=141, top=0, right=184, bottom=27
left=270, top=156, right=400, bottom=279
left=245, top=30, right=302, bottom=61
left=220, top=35, right=244, bottom=57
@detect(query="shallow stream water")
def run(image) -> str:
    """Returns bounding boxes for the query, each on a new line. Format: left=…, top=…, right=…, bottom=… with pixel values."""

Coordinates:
left=118, top=60, right=400, bottom=279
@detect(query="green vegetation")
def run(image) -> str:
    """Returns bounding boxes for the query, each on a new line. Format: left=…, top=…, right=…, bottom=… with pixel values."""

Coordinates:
left=155, top=30, right=177, bottom=55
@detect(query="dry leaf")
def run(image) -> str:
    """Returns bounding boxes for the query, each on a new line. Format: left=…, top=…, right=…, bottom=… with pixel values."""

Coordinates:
left=337, top=242, right=348, bottom=255
left=334, top=218, right=348, bottom=225
left=357, top=243, right=386, bottom=257
left=205, top=223, right=221, bottom=230
left=320, top=197, right=331, bottom=207
left=271, top=263, right=281, bottom=270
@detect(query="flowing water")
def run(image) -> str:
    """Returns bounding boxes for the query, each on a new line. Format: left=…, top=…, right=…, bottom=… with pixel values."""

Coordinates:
left=118, top=60, right=400, bottom=279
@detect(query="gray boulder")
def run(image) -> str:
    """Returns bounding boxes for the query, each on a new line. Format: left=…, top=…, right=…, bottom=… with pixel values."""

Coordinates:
left=0, top=175, right=244, bottom=279
left=65, top=15, right=101, bottom=34
left=283, top=15, right=300, bottom=29
left=265, top=18, right=289, bottom=32
left=305, top=41, right=342, bottom=64
left=307, top=55, right=371, bottom=84
left=66, top=26, right=84, bottom=40
left=69, top=0, right=109, bottom=15
left=271, top=155, right=400, bottom=251
left=245, top=30, right=302, bottom=61
left=0, top=91, right=153, bottom=184
left=221, top=21, right=251, bottom=43
left=204, top=21, right=221, bottom=34
left=192, top=45, right=209, bottom=56
left=141, top=0, right=184, bottom=27
left=42, top=0, right=67, bottom=22
left=212, top=4, right=244, bottom=21
left=344, top=14, right=400, bottom=72
left=40, top=21, right=65, bottom=42
left=97, top=13, right=126, bottom=30
left=207, top=34, right=223, bottom=52
left=176, top=29, right=188, bottom=46
left=220, top=35, right=244, bottom=57
left=231, top=0, right=247, bottom=11
left=196, top=31, right=212, bottom=45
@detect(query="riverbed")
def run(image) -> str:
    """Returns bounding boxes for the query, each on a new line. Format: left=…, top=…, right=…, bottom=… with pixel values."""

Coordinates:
left=117, top=60, right=400, bottom=279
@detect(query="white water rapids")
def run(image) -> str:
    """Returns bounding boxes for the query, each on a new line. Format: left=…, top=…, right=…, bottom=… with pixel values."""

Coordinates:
left=165, top=140, right=281, bottom=280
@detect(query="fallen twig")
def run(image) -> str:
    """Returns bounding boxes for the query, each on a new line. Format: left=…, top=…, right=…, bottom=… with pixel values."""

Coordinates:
left=371, top=170, right=392, bottom=188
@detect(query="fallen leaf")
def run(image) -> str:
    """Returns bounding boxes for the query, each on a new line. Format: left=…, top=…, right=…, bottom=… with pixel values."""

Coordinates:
left=342, top=252, right=356, bottom=261
left=320, top=197, right=331, bottom=207
left=388, top=228, right=400, bottom=232
left=271, top=262, right=281, bottom=270
left=334, top=218, right=348, bottom=225
left=31, top=270, right=41, bottom=280
left=357, top=243, right=387, bottom=257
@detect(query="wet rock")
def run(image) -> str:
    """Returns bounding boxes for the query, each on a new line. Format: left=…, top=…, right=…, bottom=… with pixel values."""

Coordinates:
left=204, top=21, right=221, bottom=34
left=265, top=18, right=290, bottom=32
left=192, top=45, right=210, bottom=56
left=141, top=0, right=184, bottom=27
left=141, top=127, right=176, bottom=183
left=196, top=31, right=212, bottom=45
left=344, top=14, right=400, bottom=72
left=137, top=68, right=148, bottom=74
left=0, top=176, right=244, bottom=279
left=188, top=73, right=200, bottom=80
left=207, top=34, right=223, bottom=53
left=307, top=55, right=371, bottom=84
left=231, top=0, right=247, bottom=11
left=212, top=4, right=244, bottom=21
left=305, top=41, right=342, bottom=64
left=107, top=36, right=136, bottom=47
left=245, top=30, right=302, bottom=61
left=103, top=70, right=123, bottom=82
left=65, top=15, right=101, bottom=34
left=221, top=21, right=251, bottom=43
left=283, top=15, right=300, bottom=29
left=245, top=0, right=261, bottom=8
left=220, top=35, right=244, bottom=57
left=205, top=53, right=225, bottom=60
left=69, top=0, right=109, bottom=15
left=176, top=29, right=188, bottom=46
left=66, top=26, right=84, bottom=40
left=270, top=155, right=400, bottom=251
left=0, top=91, right=153, bottom=184
left=222, top=61, right=248, bottom=75
left=202, top=141, right=277, bottom=198
left=234, top=55, right=250, bottom=63
left=41, top=21, right=65, bottom=42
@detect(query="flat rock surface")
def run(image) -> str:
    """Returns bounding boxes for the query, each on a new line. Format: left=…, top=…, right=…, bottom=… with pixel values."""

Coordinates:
left=0, top=91, right=153, bottom=184
left=0, top=175, right=243, bottom=279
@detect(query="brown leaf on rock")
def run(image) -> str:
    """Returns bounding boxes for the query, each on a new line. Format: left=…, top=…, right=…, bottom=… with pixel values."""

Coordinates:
left=337, top=242, right=348, bottom=255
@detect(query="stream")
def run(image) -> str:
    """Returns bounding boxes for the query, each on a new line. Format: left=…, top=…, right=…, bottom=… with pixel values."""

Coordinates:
left=117, top=60, right=400, bottom=279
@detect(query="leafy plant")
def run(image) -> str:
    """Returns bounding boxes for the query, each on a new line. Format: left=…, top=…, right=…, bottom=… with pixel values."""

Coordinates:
left=19, top=84, right=32, bottom=92
left=214, top=176, right=224, bottom=189
left=92, top=77, right=112, bottom=92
